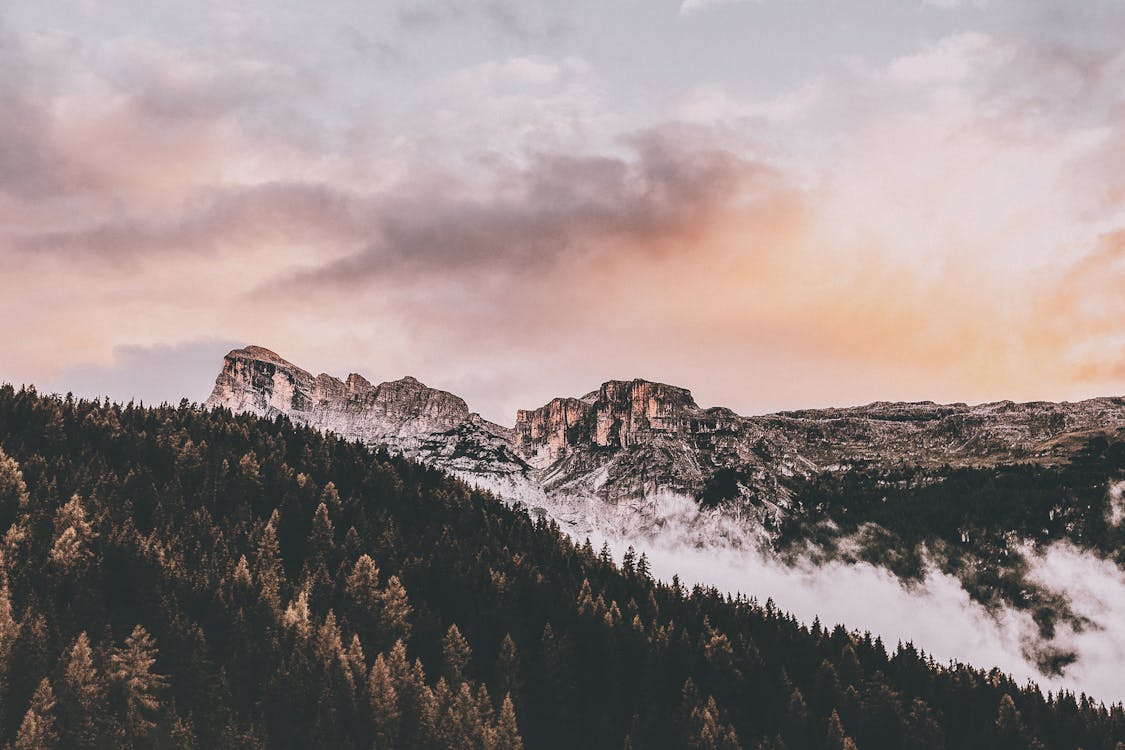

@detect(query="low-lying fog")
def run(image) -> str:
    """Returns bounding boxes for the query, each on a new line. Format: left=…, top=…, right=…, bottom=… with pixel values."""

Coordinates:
left=574, top=493, right=1125, bottom=705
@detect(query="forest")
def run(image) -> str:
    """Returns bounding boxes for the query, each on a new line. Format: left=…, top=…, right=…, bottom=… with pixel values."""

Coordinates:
left=0, top=384, right=1122, bottom=749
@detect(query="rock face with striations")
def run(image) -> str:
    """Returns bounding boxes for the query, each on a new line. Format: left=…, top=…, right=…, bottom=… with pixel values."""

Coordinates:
left=206, top=345, right=1125, bottom=534
left=206, top=346, right=524, bottom=471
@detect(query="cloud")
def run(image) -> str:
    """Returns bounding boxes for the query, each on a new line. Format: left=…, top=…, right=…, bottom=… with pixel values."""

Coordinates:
left=921, top=0, right=986, bottom=9
left=676, top=79, right=824, bottom=125
left=4, top=1, right=1125, bottom=435
left=397, top=0, right=570, bottom=43
left=886, top=31, right=1005, bottom=85
left=679, top=0, right=754, bottom=14
left=271, top=125, right=777, bottom=286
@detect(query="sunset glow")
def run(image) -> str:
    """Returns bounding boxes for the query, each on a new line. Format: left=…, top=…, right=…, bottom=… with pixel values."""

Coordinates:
left=2, top=1, right=1124, bottom=422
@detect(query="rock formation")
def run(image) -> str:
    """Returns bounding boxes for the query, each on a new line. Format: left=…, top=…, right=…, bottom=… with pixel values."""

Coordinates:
left=206, top=345, right=1125, bottom=532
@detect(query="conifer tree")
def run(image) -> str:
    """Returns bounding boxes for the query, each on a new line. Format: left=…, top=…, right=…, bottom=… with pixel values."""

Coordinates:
left=320, top=482, right=343, bottom=515
left=782, top=686, right=810, bottom=749
left=682, top=680, right=741, bottom=750
left=622, top=546, right=637, bottom=576
left=255, top=512, right=284, bottom=613
left=636, top=552, right=651, bottom=580
left=282, top=587, right=313, bottom=639
left=444, top=681, right=483, bottom=749
left=14, top=678, right=59, bottom=750
left=345, top=554, right=380, bottom=611
left=824, top=709, right=858, bottom=750
left=377, top=575, right=412, bottom=647
left=109, top=625, right=168, bottom=742
left=58, top=633, right=105, bottom=749
left=442, top=624, right=473, bottom=685
left=494, top=634, right=522, bottom=708
left=0, top=447, right=29, bottom=522
left=0, top=580, right=18, bottom=715
left=494, top=693, right=523, bottom=750
left=306, top=502, right=335, bottom=573
left=996, top=693, right=1044, bottom=750
left=49, top=494, right=96, bottom=573
left=368, top=653, right=400, bottom=749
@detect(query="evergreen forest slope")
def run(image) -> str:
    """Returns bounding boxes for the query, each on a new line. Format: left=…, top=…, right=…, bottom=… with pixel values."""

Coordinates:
left=0, top=385, right=1121, bottom=749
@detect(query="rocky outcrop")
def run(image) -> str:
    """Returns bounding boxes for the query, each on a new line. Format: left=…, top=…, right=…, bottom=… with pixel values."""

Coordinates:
left=206, top=346, right=509, bottom=457
left=205, top=345, right=1125, bottom=533
left=515, top=397, right=593, bottom=464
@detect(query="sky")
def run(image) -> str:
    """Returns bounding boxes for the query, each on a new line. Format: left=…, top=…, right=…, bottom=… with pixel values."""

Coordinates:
left=3, top=0, right=1125, bottom=423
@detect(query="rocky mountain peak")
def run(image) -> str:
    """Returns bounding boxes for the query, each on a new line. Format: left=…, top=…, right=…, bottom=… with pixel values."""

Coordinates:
left=205, top=345, right=1125, bottom=535
left=515, top=377, right=704, bottom=461
left=205, top=347, right=475, bottom=448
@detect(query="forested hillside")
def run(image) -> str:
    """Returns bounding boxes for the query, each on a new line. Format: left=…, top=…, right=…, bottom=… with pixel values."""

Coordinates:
left=0, top=385, right=1122, bottom=749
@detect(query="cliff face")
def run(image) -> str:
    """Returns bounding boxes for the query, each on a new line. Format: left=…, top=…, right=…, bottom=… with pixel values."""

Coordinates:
left=205, top=345, right=1125, bottom=533
left=515, top=380, right=703, bottom=458
left=206, top=347, right=505, bottom=456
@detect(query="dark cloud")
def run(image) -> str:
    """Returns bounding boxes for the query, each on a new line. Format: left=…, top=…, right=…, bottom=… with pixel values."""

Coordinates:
left=282, top=126, right=780, bottom=289
left=977, top=2, right=1125, bottom=129
left=14, top=182, right=374, bottom=265
left=0, top=30, right=83, bottom=198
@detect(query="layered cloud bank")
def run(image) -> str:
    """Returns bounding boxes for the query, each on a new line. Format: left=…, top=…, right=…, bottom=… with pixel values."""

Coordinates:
left=4, top=2, right=1125, bottom=421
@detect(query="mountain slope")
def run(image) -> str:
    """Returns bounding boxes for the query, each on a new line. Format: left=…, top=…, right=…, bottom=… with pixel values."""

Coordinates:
left=1, top=385, right=1122, bottom=748
left=203, top=346, right=1125, bottom=678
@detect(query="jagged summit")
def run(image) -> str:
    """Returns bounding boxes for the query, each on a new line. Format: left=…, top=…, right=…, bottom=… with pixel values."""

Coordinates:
left=205, top=345, right=1125, bottom=534
left=206, top=346, right=482, bottom=449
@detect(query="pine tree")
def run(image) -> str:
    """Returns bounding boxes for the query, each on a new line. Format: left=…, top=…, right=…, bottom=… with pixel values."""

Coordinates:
left=995, top=693, right=1043, bottom=750
left=109, top=625, right=169, bottom=742
left=494, top=693, right=523, bottom=750
left=15, top=678, right=59, bottom=750
left=345, top=554, right=380, bottom=611
left=312, top=611, right=358, bottom=747
left=306, top=502, right=335, bottom=573
left=636, top=552, right=651, bottom=580
left=781, top=686, right=809, bottom=749
left=255, top=512, right=284, bottom=613
left=58, top=632, right=106, bottom=749
left=825, top=709, right=858, bottom=750
left=282, top=587, right=313, bottom=639
left=494, top=634, right=522, bottom=708
left=0, top=580, right=19, bottom=715
left=442, top=624, right=473, bottom=685
left=0, top=447, right=29, bottom=522
left=345, top=554, right=382, bottom=649
left=320, top=482, right=343, bottom=515
left=682, top=680, right=741, bottom=750
left=49, top=494, right=97, bottom=573
left=368, top=653, right=400, bottom=749
left=167, top=703, right=198, bottom=750
left=622, top=546, right=637, bottom=576
left=377, top=575, right=412, bottom=646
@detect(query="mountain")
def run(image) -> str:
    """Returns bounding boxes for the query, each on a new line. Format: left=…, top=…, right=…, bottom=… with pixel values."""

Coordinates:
left=205, top=347, right=1125, bottom=677
left=1, top=384, right=1122, bottom=748
left=205, top=345, right=1125, bottom=533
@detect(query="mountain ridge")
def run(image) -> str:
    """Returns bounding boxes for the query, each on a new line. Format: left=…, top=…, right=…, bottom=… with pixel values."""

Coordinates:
left=204, top=345, right=1125, bottom=535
